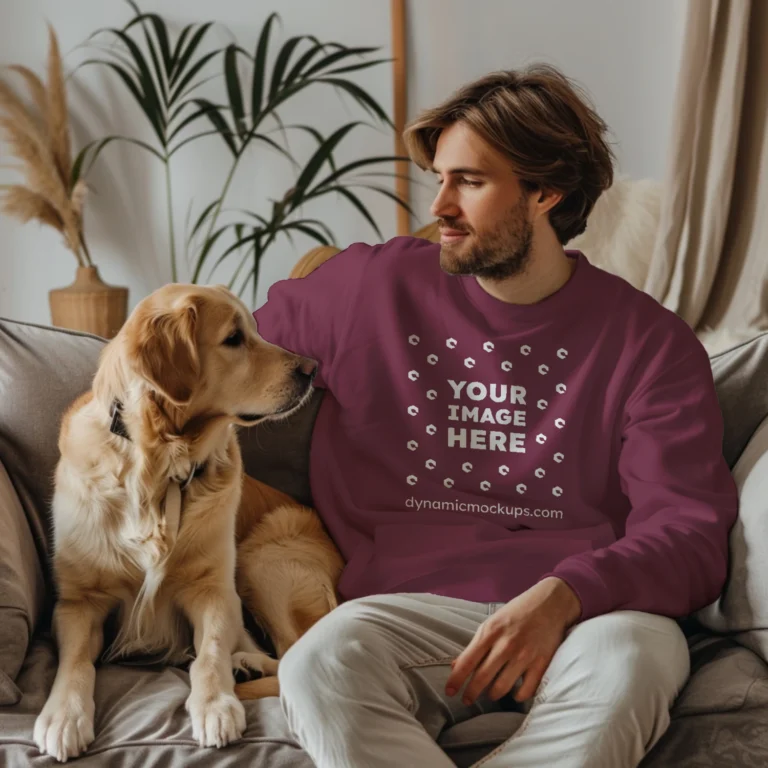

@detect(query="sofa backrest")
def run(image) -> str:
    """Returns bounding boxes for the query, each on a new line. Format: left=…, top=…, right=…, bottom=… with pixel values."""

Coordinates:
left=710, top=331, right=768, bottom=466
left=0, top=318, right=105, bottom=588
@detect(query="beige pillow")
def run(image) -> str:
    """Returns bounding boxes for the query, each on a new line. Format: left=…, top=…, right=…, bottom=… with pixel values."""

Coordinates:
left=697, top=414, right=768, bottom=660
left=0, top=459, right=45, bottom=703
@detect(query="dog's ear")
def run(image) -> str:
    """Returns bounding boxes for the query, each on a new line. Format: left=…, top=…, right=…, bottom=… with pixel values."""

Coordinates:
left=133, top=300, right=200, bottom=406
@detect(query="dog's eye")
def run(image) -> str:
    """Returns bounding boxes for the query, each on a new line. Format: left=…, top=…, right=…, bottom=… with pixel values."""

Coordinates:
left=223, top=329, right=244, bottom=347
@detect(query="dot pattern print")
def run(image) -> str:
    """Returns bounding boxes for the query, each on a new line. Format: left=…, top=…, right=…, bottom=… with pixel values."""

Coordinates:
left=404, top=334, right=568, bottom=498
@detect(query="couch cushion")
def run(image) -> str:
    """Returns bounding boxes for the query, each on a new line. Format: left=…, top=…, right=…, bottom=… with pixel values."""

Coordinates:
left=710, top=330, right=768, bottom=467
left=696, top=412, right=768, bottom=659
left=640, top=635, right=768, bottom=766
left=0, top=318, right=106, bottom=579
left=668, top=634, right=768, bottom=717
left=239, top=389, right=325, bottom=507
left=0, top=459, right=45, bottom=705
left=2, top=636, right=316, bottom=767
left=438, top=711, right=525, bottom=768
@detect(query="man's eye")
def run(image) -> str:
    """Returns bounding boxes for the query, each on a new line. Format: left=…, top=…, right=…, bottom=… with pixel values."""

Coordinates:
left=223, top=329, right=244, bottom=347
left=461, top=178, right=481, bottom=187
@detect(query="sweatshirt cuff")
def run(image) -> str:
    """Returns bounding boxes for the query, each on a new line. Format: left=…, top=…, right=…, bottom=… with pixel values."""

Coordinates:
left=540, top=561, right=617, bottom=623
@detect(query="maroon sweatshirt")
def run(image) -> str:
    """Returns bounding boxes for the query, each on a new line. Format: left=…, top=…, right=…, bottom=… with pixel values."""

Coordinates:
left=253, top=236, right=738, bottom=621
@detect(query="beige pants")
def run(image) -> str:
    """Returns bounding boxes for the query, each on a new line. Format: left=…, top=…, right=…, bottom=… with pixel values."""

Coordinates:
left=278, top=592, right=690, bottom=767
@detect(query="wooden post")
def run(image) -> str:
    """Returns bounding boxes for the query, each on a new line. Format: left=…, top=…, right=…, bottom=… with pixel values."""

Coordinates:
left=391, top=0, right=410, bottom=235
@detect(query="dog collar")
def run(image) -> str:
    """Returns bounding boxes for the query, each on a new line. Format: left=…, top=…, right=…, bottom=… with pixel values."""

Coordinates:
left=109, top=398, right=206, bottom=489
left=109, top=399, right=131, bottom=440
left=177, top=463, right=206, bottom=490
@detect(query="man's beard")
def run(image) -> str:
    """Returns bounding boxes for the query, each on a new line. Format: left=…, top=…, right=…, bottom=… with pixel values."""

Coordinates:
left=439, top=196, right=533, bottom=280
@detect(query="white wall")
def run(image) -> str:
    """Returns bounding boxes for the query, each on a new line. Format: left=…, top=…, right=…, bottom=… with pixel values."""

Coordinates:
left=0, top=0, right=687, bottom=326
left=407, top=0, right=688, bottom=230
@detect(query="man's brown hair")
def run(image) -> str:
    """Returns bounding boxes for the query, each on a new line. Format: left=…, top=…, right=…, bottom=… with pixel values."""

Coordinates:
left=403, top=64, right=615, bottom=244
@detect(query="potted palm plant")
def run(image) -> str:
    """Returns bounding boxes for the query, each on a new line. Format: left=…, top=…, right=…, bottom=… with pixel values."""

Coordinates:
left=0, top=26, right=128, bottom=339
left=80, top=2, right=412, bottom=302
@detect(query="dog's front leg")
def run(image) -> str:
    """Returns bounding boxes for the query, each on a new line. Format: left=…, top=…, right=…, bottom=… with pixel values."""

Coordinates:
left=178, top=588, right=246, bottom=748
left=34, top=597, right=110, bottom=762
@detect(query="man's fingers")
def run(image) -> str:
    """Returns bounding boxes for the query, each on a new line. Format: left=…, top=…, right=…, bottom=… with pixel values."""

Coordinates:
left=513, top=656, right=550, bottom=702
left=487, top=657, right=528, bottom=702
left=445, top=634, right=491, bottom=695
left=461, top=644, right=512, bottom=705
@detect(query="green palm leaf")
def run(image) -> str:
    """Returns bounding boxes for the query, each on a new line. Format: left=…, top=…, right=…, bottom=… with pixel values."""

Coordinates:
left=71, top=135, right=163, bottom=187
left=124, top=4, right=172, bottom=74
left=168, top=49, right=220, bottom=105
left=223, top=45, right=246, bottom=140
left=317, top=77, right=392, bottom=127
left=169, top=23, right=214, bottom=88
left=311, top=155, right=409, bottom=193
left=344, top=182, right=416, bottom=217
left=251, top=13, right=278, bottom=120
left=304, top=46, right=379, bottom=77
left=282, top=39, right=340, bottom=86
left=187, top=198, right=221, bottom=246
left=293, top=122, right=361, bottom=199
left=193, top=99, right=237, bottom=155
left=269, top=35, right=305, bottom=102
left=305, top=185, right=384, bottom=240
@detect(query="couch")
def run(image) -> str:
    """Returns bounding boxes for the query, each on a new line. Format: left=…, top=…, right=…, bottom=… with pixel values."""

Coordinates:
left=1, top=304, right=768, bottom=766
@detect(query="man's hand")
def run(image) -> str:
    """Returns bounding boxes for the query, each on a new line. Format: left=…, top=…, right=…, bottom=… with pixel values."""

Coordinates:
left=445, top=577, right=581, bottom=706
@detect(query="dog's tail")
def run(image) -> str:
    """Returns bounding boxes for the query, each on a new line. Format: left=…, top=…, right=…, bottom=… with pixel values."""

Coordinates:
left=234, top=675, right=281, bottom=699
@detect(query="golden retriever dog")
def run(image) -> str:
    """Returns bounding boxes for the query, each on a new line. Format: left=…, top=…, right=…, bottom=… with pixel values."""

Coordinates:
left=34, top=283, right=343, bottom=762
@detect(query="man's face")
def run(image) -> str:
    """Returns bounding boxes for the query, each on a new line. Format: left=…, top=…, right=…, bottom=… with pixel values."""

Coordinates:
left=430, top=122, right=534, bottom=280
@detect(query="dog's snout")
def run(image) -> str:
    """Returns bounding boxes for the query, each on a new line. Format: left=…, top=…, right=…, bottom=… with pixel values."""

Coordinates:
left=294, top=358, right=318, bottom=384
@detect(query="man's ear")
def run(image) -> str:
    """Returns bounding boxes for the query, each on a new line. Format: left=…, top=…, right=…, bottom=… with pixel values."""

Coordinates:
left=132, top=300, right=200, bottom=406
left=535, top=187, right=564, bottom=215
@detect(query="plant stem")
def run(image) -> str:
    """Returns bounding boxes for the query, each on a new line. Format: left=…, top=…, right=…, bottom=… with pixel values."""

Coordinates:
left=164, top=156, right=177, bottom=282
left=79, top=233, right=94, bottom=267
left=193, top=150, right=242, bottom=283
left=71, top=245, right=85, bottom=268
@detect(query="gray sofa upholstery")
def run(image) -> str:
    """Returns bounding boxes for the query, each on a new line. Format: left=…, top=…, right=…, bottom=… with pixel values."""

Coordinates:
left=1, top=315, right=768, bottom=766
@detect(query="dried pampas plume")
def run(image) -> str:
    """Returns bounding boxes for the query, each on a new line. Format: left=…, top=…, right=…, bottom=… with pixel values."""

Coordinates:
left=0, top=25, right=91, bottom=266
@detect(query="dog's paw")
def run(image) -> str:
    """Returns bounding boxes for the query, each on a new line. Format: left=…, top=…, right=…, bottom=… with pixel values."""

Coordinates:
left=34, top=697, right=95, bottom=762
left=232, top=650, right=279, bottom=683
left=186, top=692, right=246, bottom=748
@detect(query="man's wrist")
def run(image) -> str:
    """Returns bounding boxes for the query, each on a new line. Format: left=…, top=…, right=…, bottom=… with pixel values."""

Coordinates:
left=541, top=576, right=582, bottom=627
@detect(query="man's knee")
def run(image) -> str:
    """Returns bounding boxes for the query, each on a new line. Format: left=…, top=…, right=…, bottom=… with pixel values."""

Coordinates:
left=278, top=597, right=392, bottom=693
left=550, top=610, right=690, bottom=707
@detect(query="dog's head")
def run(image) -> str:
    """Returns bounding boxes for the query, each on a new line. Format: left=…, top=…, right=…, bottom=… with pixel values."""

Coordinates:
left=103, top=283, right=316, bottom=427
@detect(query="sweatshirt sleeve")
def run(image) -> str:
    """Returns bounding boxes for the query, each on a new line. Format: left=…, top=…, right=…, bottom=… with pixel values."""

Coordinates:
left=252, top=242, right=371, bottom=389
left=545, top=338, right=739, bottom=622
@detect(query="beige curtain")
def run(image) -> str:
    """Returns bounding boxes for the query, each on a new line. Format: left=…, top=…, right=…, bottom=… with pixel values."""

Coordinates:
left=645, top=0, right=768, bottom=335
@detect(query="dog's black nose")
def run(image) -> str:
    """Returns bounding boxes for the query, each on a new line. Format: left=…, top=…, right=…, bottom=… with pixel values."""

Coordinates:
left=294, top=358, right=317, bottom=384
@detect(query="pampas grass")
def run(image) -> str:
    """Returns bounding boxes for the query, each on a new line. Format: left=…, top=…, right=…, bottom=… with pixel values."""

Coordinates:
left=0, top=25, right=91, bottom=266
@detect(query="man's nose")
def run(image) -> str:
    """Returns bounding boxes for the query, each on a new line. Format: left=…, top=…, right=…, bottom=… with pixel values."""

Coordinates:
left=430, top=185, right=460, bottom=220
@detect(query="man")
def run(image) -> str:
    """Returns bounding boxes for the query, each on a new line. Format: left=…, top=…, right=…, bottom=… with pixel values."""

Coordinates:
left=252, top=65, right=738, bottom=767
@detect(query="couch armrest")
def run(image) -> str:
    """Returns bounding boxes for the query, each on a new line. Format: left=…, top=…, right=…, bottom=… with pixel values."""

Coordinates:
left=413, top=220, right=441, bottom=242
left=0, top=458, right=45, bottom=705
left=289, top=245, right=341, bottom=279
left=289, top=222, right=442, bottom=280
